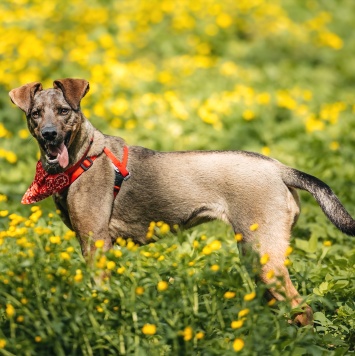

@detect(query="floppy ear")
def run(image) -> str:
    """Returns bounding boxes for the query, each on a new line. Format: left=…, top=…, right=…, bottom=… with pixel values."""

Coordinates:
left=53, top=78, right=90, bottom=111
left=9, top=82, right=43, bottom=115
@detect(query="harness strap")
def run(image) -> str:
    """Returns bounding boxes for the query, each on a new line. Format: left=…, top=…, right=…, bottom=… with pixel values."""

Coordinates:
left=64, top=143, right=130, bottom=198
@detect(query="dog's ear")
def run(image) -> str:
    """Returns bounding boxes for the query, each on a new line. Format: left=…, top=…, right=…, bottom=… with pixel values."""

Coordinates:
left=53, top=78, right=90, bottom=111
left=9, top=82, right=43, bottom=115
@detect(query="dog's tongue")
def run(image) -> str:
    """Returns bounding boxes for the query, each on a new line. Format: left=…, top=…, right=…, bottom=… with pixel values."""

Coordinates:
left=49, top=143, right=69, bottom=168
left=57, top=143, right=69, bottom=168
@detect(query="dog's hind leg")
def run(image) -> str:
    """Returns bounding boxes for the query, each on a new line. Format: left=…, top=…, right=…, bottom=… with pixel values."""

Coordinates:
left=255, top=188, right=313, bottom=326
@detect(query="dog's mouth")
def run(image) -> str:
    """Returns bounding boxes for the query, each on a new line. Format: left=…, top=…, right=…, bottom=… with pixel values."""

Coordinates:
left=44, top=132, right=71, bottom=168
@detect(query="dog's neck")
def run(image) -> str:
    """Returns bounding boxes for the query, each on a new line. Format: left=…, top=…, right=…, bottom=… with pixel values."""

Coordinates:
left=68, top=114, right=106, bottom=167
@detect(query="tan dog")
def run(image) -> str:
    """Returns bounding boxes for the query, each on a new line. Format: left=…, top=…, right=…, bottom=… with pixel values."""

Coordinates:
left=9, top=78, right=355, bottom=326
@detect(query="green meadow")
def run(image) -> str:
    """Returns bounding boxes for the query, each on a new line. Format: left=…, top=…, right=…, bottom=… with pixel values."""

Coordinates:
left=0, top=0, right=354, bottom=354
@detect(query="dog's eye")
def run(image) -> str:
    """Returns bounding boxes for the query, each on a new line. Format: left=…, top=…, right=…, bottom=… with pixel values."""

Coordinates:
left=31, top=110, right=40, bottom=118
left=60, top=108, right=70, bottom=115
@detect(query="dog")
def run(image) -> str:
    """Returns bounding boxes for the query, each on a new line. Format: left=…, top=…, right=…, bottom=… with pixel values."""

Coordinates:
left=9, top=78, right=355, bottom=326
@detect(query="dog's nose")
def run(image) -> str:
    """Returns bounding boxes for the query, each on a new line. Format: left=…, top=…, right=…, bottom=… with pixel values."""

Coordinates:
left=41, top=126, right=58, bottom=141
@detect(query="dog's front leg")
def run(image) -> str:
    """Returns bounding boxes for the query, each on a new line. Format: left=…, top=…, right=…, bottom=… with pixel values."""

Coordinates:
left=66, top=189, right=113, bottom=266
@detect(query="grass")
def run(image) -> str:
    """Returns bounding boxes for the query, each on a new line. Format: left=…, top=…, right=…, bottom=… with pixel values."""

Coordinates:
left=1, top=0, right=355, bottom=354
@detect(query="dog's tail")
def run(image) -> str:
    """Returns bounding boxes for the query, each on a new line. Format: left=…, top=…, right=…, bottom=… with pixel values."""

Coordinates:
left=281, top=166, right=355, bottom=236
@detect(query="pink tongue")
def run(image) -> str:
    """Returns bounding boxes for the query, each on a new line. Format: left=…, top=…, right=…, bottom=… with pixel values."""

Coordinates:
left=57, top=142, right=69, bottom=168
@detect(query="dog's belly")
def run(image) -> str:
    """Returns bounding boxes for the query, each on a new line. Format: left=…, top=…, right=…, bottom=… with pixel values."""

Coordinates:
left=107, top=149, right=295, bottom=245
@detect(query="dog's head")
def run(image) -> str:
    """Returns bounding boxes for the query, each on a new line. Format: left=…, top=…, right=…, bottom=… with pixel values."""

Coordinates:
left=9, top=78, right=89, bottom=173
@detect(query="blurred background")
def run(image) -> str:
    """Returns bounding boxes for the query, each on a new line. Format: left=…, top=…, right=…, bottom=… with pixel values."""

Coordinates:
left=1, top=0, right=355, bottom=209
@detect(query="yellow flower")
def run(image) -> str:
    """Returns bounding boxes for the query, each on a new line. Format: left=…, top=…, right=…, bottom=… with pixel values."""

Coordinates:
left=266, top=270, right=275, bottom=280
left=195, top=331, right=205, bottom=340
left=159, top=223, right=170, bottom=234
left=113, top=249, right=123, bottom=258
left=244, top=292, right=256, bottom=301
left=202, top=246, right=212, bottom=255
left=261, top=146, right=271, bottom=156
left=135, top=286, right=145, bottom=295
left=249, top=223, right=259, bottom=231
left=284, top=259, right=292, bottom=266
left=234, top=233, right=243, bottom=242
left=233, top=338, right=245, bottom=352
left=260, top=254, right=269, bottom=265
left=329, top=141, right=339, bottom=151
left=210, top=264, right=220, bottom=272
left=323, top=240, right=332, bottom=247
left=95, top=240, right=105, bottom=248
left=49, top=235, right=61, bottom=244
left=16, top=315, right=24, bottom=323
left=285, top=246, right=293, bottom=256
left=210, top=240, right=222, bottom=251
left=106, top=261, right=116, bottom=270
left=238, top=308, right=250, bottom=318
left=193, top=240, right=199, bottom=248
left=231, top=320, right=244, bottom=329
left=142, top=324, right=157, bottom=335
left=0, top=210, right=9, bottom=217
left=157, top=281, right=169, bottom=292
left=182, top=326, right=193, bottom=341
left=117, top=267, right=126, bottom=274
left=35, top=336, right=42, bottom=343
left=0, top=339, right=6, bottom=349
left=224, top=291, right=236, bottom=299
left=6, top=304, right=15, bottom=318
left=60, top=252, right=70, bottom=261
left=216, top=13, right=232, bottom=28
left=268, top=298, right=276, bottom=306
left=242, top=109, right=255, bottom=121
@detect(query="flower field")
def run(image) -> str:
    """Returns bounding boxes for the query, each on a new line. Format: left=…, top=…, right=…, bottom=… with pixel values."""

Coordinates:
left=0, top=0, right=355, bottom=354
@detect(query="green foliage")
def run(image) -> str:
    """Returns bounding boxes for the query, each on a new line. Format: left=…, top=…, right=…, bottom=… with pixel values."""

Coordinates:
left=0, top=0, right=355, bottom=354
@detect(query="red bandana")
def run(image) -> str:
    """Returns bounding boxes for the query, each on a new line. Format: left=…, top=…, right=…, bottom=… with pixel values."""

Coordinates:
left=22, top=161, right=70, bottom=204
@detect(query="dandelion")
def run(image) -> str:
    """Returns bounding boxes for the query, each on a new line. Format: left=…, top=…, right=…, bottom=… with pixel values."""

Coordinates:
left=244, top=292, right=256, bottom=301
left=35, top=336, right=42, bottom=343
left=193, top=240, right=199, bottom=248
left=323, top=240, right=332, bottom=247
left=285, top=246, right=293, bottom=256
left=142, top=324, right=157, bottom=335
left=6, top=304, right=15, bottom=318
left=195, top=331, right=205, bottom=340
left=135, top=286, right=145, bottom=295
left=235, top=233, right=243, bottom=242
left=0, top=339, right=6, bottom=349
left=49, top=235, right=61, bottom=244
left=242, top=109, right=255, bottom=121
left=249, top=223, right=259, bottom=231
left=113, top=249, right=122, bottom=258
left=231, top=320, right=244, bottom=329
left=202, top=246, right=212, bottom=255
left=238, top=308, right=250, bottom=318
left=260, top=253, right=269, bottom=265
left=210, top=264, right=220, bottom=272
left=157, top=281, right=169, bottom=292
left=284, top=259, right=292, bottom=266
left=74, top=270, right=83, bottom=282
left=157, top=255, right=165, bottom=261
left=224, top=291, right=236, bottom=299
left=117, top=266, right=126, bottom=274
left=106, top=261, right=116, bottom=270
left=329, top=141, right=339, bottom=151
left=60, top=252, right=70, bottom=261
left=268, top=298, right=277, bottom=306
left=95, top=240, right=105, bottom=248
left=266, top=270, right=275, bottom=280
left=233, top=338, right=245, bottom=352
left=182, top=326, right=193, bottom=341
left=210, top=240, right=222, bottom=251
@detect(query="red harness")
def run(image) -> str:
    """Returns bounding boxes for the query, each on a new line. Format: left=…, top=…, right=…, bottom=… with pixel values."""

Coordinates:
left=22, top=139, right=130, bottom=204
